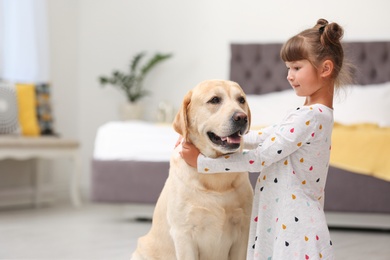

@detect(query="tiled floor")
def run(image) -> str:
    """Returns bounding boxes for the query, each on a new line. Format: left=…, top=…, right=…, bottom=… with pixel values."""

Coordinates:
left=0, top=202, right=389, bottom=260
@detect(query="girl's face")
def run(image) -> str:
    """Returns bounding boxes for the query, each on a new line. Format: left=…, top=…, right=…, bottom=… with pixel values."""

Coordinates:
left=285, top=60, right=321, bottom=97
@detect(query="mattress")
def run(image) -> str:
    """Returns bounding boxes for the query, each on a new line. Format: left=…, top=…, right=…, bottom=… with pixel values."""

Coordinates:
left=91, top=120, right=390, bottom=213
left=92, top=121, right=178, bottom=203
left=93, top=121, right=179, bottom=161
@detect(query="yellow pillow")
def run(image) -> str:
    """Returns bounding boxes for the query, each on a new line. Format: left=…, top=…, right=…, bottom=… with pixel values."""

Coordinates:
left=15, top=83, right=40, bottom=136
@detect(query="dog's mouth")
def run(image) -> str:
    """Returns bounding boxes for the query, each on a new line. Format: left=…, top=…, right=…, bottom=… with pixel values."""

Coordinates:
left=207, top=130, right=243, bottom=150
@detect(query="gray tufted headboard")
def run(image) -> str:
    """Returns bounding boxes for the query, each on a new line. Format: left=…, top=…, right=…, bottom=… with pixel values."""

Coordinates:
left=230, top=42, right=390, bottom=95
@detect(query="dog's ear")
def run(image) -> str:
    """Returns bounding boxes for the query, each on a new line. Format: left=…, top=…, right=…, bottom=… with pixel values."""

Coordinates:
left=173, top=90, right=192, bottom=141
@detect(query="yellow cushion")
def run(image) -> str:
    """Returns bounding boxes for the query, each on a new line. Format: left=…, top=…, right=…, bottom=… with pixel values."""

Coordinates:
left=15, top=83, right=40, bottom=136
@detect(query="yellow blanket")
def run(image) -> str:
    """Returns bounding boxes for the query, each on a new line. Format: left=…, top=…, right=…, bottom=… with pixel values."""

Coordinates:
left=330, top=123, right=390, bottom=182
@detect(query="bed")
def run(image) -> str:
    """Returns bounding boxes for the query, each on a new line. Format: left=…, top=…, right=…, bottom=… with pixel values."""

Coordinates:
left=91, top=41, right=390, bottom=216
left=229, top=41, right=390, bottom=214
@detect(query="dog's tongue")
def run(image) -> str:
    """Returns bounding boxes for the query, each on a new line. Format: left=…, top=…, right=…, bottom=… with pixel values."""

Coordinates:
left=221, top=135, right=241, bottom=144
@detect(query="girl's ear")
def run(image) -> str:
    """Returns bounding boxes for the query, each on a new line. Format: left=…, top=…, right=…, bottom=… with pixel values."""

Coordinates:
left=321, top=60, right=334, bottom=78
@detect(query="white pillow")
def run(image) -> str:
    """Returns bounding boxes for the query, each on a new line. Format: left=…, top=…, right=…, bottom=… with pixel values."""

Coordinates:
left=246, top=89, right=306, bottom=127
left=333, top=81, right=390, bottom=127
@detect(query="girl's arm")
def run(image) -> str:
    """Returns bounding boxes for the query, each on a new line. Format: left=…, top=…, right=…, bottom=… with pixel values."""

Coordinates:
left=193, top=107, right=319, bottom=174
left=243, top=125, right=276, bottom=149
left=180, top=141, right=262, bottom=172
left=197, top=148, right=262, bottom=173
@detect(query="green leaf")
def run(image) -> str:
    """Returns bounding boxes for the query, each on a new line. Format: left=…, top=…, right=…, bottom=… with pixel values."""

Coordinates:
left=98, top=51, right=172, bottom=103
left=130, top=52, right=146, bottom=73
left=140, top=53, right=173, bottom=77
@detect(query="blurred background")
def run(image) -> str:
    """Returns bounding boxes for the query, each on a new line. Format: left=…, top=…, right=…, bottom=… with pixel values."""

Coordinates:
left=1, top=0, right=389, bottom=200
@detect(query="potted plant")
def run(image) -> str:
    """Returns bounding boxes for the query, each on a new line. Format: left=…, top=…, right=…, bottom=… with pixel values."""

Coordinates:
left=99, top=51, right=172, bottom=120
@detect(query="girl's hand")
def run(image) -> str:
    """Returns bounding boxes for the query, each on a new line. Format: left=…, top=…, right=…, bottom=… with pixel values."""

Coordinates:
left=180, top=141, right=200, bottom=169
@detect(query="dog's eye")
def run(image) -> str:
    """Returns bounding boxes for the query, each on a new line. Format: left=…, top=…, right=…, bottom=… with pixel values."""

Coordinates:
left=208, top=96, right=221, bottom=104
left=238, top=96, right=246, bottom=104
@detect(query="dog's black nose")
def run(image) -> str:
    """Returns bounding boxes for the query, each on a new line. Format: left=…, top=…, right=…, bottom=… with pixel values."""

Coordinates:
left=232, top=112, right=248, bottom=125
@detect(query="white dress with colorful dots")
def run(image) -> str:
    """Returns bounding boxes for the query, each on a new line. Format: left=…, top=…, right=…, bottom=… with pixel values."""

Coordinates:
left=198, top=104, right=335, bottom=260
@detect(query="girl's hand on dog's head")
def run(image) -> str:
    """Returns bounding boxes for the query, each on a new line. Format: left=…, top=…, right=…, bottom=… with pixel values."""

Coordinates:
left=180, top=141, right=200, bottom=169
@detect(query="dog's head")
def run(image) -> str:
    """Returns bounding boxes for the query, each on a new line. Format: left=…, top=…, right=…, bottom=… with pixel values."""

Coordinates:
left=173, top=80, right=251, bottom=158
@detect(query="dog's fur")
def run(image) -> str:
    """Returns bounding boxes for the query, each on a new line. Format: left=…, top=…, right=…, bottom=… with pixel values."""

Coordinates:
left=131, top=80, right=254, bottom=260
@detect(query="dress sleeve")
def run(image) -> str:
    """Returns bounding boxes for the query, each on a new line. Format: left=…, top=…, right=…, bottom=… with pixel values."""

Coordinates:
left=243, top=125, right=276, bottom=149
left=197, top=107, right=319, bottom=174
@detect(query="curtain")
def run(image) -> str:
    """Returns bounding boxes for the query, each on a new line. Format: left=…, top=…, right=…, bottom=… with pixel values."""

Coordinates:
left=0, top=0, right=49, bottom=83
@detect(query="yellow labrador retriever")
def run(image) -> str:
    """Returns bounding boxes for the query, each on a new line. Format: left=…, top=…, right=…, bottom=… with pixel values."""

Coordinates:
left=131, top=79, right=254, bottom=260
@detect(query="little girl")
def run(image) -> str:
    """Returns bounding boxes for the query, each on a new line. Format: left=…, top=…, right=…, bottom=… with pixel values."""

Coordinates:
left=180, top=19, right=354, bottom=260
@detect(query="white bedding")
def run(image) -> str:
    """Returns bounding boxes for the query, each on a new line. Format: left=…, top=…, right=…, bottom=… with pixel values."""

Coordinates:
left=93, top=121, right=179, bottom=161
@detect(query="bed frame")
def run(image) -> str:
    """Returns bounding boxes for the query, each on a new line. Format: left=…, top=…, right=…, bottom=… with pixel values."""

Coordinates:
left=91, top=41, right=390, bottom=214
left=230, top=41, right=390, bottom=213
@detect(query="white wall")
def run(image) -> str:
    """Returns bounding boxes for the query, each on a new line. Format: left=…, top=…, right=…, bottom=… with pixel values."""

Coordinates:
left=48, top=0, right=390, bottom=200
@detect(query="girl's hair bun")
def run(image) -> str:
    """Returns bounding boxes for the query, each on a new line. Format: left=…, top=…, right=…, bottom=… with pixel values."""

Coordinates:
left=316, top=18, right=344, bottom=45
left=316, top=18, right=329, bottom=27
